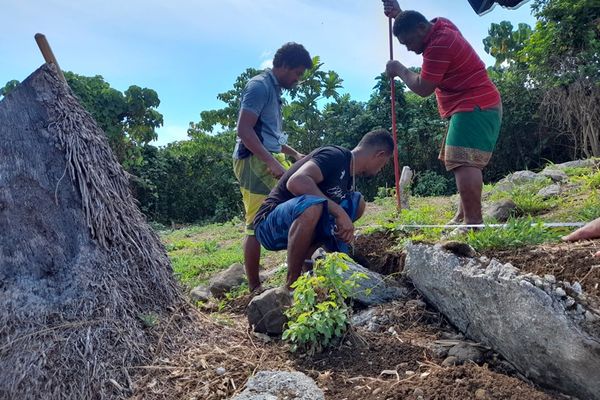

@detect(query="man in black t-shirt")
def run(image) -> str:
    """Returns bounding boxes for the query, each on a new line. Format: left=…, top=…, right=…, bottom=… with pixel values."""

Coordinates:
left=254, top=129, right=395, bottom=289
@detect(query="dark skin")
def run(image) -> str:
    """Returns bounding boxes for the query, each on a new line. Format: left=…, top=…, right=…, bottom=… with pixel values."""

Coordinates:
left=237, top=64, right=306, bottom=291
left=283, top=146, right=389, bottom=288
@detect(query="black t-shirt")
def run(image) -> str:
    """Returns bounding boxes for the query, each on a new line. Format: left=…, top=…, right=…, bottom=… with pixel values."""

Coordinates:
left=253, top=146, right=352, bottom=226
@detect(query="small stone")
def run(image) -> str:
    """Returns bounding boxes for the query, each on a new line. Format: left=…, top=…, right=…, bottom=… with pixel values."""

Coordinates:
left=533, top=278, right=544, bottom=288
left=387, top=327, right=398, bottom=336
left=479, top=256, right=490, bottom=263
left=475, top=388, right=488, bottom=399
left=442, top=356, right=458, bottom=366
left=576, top=304, right=585, bottom=314
left=372, top=387, right=382, bottom=395
left=572, top=282, right=583, bottom=295
left=405, top=370, right=415, bottom=376
left=565, top=296, right=576, bottom=308
left=586, top=311, right=599, bottom=322
left=555, top=287, right=567, bottom=297
left=413, top=388, right=425, bottom=397
left=406, top=299, right=427, bottom=309
left=544, top=274, right=556, bottom=284
left=215, top=367, right=226, bottom=375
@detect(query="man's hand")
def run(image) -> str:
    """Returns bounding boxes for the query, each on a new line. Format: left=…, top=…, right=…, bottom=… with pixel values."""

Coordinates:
left=334, top=212, right=354, bottom=243
left=382, top=0, right=401, bottom=18
left=386, top=60, right=404, bottom=79
left=291, top=151, right=305, bottom=162
left=266, top=159, right=286, bottom=179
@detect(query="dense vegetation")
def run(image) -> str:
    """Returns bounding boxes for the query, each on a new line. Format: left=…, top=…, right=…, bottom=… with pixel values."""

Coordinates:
left=2, top=0, right=597, bottom=225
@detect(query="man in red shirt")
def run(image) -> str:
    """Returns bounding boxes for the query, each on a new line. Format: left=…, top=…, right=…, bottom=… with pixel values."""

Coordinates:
left=383, top=0, right=502, bottom=229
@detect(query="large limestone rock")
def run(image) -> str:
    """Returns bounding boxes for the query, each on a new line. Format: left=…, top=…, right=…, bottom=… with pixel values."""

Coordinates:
left=404, top=243, right=600, bottom=400
left=247, top=287, right=292, bottom=334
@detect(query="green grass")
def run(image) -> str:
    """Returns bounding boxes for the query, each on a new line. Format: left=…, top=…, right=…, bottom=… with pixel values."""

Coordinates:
left=155, top=160, right=599, bottom=292
left=464, top=218, right=569, bottom=251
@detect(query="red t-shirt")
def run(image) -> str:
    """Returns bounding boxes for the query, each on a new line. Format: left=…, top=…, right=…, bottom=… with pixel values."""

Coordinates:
left=421, top=17, right=501, bottom=118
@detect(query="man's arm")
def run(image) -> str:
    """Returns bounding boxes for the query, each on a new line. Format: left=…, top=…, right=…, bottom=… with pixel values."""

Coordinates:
left=281, top=144, right=304, bottom=161
left=386, top=60, right=437, bottom=97
left=286, top=161, right=354, bottom=243
left=237, top=110, right=286, bottom=178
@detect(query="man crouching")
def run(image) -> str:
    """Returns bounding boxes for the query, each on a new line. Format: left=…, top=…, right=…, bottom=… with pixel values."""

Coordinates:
left=253, top=129, right=394, bottom=289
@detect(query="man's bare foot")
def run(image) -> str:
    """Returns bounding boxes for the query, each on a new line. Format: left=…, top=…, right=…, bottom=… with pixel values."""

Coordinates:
left=562, top=218, right=600, bottom=242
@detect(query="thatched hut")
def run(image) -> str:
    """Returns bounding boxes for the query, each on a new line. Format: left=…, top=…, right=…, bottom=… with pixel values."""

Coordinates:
left=0, top=63, right=184, bottom=399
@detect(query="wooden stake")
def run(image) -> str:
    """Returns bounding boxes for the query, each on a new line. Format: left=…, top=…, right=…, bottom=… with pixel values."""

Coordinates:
left=34, top=33, right=66, bottom=83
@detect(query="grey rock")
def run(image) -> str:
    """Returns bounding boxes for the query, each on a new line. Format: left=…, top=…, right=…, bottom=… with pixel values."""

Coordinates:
left=215, top=367, right=226, bottom=376
left=497, top=171, right=546, bottom=191
left=431, top=344, right=450, bottom=358
left=537, top=184, right=561, bottom=199
left=448, top=342, right=485, bottom=364
left=572, top=282, right=583, bottom=295
left=247, top=287, right=292, bottom=335
left=406, top=299, right=427, bottom=309
left=555, top=287, right=567, bottom=298
left=539, top=169, right=568, bottom=182
left=405, top=243, right=600, bottom=400
left=232, top=371, right=324, bottom=400
left=555, top=159, right=597, bottom=169
left=565, top=297, right=576, bottom=308
left=341, top=260, right=409, bottom=307
left=586, top=311, right=599, bottom=322
left=441, top=356, right=458, bottom=366
left=208, top=263, right=246, bottom=298
left=440, top=241, right=477, bottom=258
left=483, top=200, right=517, bottom=222
left=190, top=285, right=211, bottom=302
left=544, top=274, right=556, bottom=284
left=351, top=308, right=377, bottom=327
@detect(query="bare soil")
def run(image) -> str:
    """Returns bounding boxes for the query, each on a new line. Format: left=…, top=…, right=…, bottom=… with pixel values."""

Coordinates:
left=132, top=233, right=600, bottom=399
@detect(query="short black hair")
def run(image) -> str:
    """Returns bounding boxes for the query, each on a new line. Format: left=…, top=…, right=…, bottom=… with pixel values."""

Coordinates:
left=273, top=42, right=313, bottom=69
left=357, top=129, right=395, bottom=154
left=393, top=10, right=429, bottom=36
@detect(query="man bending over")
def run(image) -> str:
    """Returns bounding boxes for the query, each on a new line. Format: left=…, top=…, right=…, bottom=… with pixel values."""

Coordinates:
left=253, top=129, right=394, bottom=289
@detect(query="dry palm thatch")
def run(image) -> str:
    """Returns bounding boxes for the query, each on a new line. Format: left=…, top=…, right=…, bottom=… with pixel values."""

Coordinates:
left=0, top=63, right=188, bottom=399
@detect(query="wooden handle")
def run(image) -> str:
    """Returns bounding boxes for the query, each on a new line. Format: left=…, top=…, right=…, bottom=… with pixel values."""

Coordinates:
left=34, top=33, right=66, bottom=82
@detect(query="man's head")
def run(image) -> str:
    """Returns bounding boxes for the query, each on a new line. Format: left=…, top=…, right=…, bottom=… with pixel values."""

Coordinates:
left=272, top=42, right=313, bottom=89
left=393, top=11, right=432, bottom=54
left=354, top=129, right=395, bottom=177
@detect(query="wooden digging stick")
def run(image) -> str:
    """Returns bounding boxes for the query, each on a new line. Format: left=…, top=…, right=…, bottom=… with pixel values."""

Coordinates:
left=34, top=33, right=66, bottom=83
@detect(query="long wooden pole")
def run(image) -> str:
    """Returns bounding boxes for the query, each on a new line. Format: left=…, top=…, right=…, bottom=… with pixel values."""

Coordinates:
left=388, top=18, right=402, bottom=211
left=34, top=33, right=66, bottom=83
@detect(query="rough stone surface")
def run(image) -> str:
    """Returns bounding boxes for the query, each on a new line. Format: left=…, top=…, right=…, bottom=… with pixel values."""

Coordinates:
left=447, top=342, right=485, bottom=364
left=247, top=287, right=292, bottom=335
left=232, top=371, right=324, bottom=400
left=404, top=243, right=600, bottom=400
left=190, top=285, right=211, bottom=302
left=539, top=169, right=568, bottom=182
left=495, top=170, right=546, bottom=191
left=342, top=260, right=409, bottom=307
left=483, top=199, right=518, bottom=222
left=208, top=262, right=246, bottom=298
left=554, top=159, right=597, bottom=169
left=537, top=184, right=561, bottom=199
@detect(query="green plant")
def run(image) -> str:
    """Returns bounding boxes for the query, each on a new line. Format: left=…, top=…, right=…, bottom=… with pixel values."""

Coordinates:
left=282, top=253, right=366, bottom=354
left=464, top=218, right=567, bottom=250
left=138, top=313, right=159, bottom=328
left=412, top=170, right=454, bottom=197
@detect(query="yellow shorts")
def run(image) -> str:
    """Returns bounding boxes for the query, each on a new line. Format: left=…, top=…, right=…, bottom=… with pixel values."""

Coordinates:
left=233, top=153, right=290, bottom=235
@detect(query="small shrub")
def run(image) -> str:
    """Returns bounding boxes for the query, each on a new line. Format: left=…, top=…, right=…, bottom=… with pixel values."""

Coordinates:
left=282, top=253, right=366, bottom=354
left=412, top=170, right=454, bottom=197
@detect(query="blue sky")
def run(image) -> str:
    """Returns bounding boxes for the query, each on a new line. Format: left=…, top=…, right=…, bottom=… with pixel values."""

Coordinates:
left=1, top=0, right=535, bottom=146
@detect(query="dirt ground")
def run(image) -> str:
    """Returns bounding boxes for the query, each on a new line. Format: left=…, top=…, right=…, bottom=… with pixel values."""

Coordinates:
left=131, top=230, right=596, bottom=399
left=484, top=239, right=600, bottom=298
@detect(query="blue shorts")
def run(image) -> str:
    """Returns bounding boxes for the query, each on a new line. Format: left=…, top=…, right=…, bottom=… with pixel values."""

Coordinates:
left=254, top=193, right=362, bottom=253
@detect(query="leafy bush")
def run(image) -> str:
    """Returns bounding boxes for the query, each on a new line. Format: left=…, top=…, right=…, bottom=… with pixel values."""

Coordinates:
left=282, top=253, right=366, bottom=354
left=412, top=170, right=454, bottom=197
